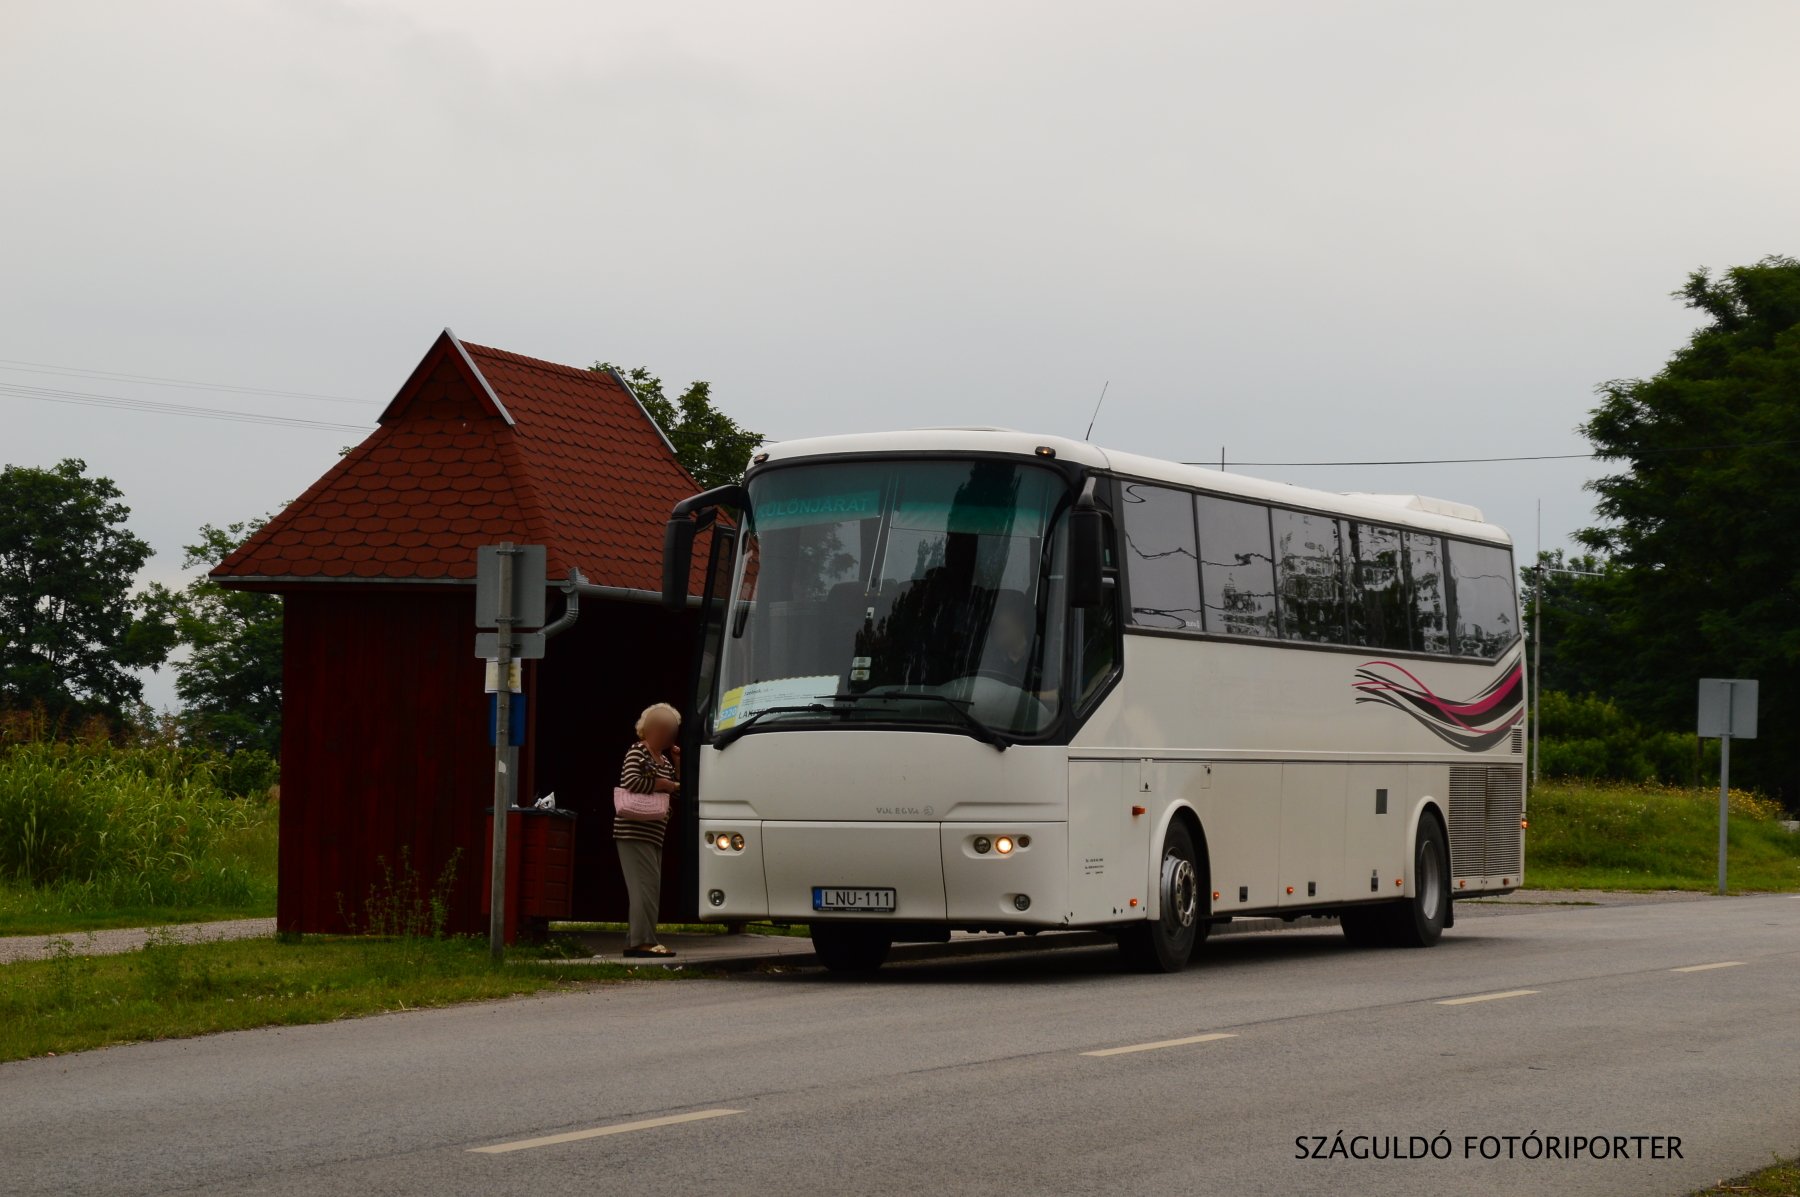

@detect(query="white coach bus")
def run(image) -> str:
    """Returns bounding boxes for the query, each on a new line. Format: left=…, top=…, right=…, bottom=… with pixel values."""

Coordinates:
left=661, top=428, right=1526, bottom=973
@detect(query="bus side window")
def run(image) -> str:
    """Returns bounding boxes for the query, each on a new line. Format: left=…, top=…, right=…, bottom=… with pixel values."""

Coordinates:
left=1448, top=540, right=1518, bottom=658
left=1271, top=508, right=1347, bottom=643
left=1196, top=494, right=1279, bottom=638
left=1347, top=522, right=1410, bottom=651
left=1121, top=483, right=1201, bottom=631
left=1405, top=533, right=1449, bottom=654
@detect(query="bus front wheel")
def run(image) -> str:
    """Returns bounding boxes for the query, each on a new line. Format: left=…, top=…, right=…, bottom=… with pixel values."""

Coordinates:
left=811, top=925, right=892, bottom=973
left=1118, top=822, right=1205, bottom=973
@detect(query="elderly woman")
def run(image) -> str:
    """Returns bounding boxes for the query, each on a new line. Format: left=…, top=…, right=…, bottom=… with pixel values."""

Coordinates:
left=616, top=702, right=681, bottom=958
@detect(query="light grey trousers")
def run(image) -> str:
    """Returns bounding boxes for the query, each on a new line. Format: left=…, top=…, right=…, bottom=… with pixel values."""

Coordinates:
left=615, top=838, right=663, bottom=946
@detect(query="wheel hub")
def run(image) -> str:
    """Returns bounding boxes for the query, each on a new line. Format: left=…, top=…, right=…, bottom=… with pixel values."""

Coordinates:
left=1162, top=856, right=1198, bottom=930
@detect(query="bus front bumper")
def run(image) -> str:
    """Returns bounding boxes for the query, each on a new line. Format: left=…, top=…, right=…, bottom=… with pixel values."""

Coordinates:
left=698, top=820, right=1069, bottom=926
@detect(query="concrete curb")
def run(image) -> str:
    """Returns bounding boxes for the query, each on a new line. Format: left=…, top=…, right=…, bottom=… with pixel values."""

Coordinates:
left=552, top=914, right=1342, bottom=972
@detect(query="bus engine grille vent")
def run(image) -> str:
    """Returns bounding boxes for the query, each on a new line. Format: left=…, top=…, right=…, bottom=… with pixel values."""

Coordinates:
left=1510, top=726, right=1524, bottom=754
left=1485, top=764, right=1524, bottom=876
left=1448, top=764, right=1525, bottom=878
left=1448, top=767, right=1487, bottom=876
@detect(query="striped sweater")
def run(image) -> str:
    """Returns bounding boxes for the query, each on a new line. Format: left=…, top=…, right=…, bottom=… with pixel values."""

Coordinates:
left=615, top=741, right=677, bottom=848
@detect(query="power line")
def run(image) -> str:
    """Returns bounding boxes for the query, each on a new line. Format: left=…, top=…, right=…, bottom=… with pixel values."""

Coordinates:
left=1182, top=439, right=1800, bottom=467
left=1, top=381, right=375, bottom=433
left=0, top=356, right=374, bottom=405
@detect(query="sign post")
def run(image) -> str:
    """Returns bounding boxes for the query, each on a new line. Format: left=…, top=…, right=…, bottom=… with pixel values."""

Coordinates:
left=1697, top=678, right=1758, bottom=896
left=476, top=544, right=546, bottom=960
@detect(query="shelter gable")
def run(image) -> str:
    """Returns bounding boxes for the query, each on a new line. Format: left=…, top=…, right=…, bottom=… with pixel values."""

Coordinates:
left=213, top=331, right=710, bottom=593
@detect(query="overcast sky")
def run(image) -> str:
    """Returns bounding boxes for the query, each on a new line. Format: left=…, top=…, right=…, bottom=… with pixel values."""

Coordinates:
left=4, top=2, right=1797, bottom=710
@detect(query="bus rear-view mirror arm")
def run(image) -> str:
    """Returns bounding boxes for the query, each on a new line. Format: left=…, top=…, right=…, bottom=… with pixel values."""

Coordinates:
left=662, top=484, right=749, bottom=611
left=1069, top=476, right=1107, bottom=608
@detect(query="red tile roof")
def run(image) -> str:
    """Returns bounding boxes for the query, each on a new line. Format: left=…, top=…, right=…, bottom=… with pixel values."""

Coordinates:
left=213, top=331, right=705, bottom=591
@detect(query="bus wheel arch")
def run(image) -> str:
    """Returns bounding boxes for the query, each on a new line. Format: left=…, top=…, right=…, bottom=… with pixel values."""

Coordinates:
left=1118, top=815, right=1207, bottom=973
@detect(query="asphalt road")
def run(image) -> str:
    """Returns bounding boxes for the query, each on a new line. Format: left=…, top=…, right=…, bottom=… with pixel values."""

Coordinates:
left=4, top=895, right=1797, bottom=1197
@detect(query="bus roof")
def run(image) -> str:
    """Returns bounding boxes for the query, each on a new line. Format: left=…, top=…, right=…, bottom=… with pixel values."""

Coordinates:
left=756, top=427, right=1513, bottom=546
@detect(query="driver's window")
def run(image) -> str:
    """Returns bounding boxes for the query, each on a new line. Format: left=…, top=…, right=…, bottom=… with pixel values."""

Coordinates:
left=1075, top=519, right=1120, bottom=710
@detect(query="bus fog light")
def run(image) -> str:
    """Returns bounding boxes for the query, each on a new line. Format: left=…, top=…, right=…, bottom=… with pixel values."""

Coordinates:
left=708, top=889, right=725, bottom=906
left=1013, top=894, right=1031, bottom=911
left=995, top=836, right=1013, bottom=854
left=730, top=833, right=745, bottom=851
left=973, top=836, right=992, bottom=854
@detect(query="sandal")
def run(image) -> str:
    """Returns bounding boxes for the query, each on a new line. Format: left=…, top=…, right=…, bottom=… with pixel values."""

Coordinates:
left=624, top=945, right=676, bottom=958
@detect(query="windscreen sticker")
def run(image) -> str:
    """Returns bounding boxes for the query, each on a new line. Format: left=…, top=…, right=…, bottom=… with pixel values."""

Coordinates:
left=753, top=492, right=881, bottom=530
left=716, top=675, right=840, bottom=729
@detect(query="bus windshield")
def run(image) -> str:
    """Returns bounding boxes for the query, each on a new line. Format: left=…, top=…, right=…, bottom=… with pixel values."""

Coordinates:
left=714, top=458, right=1073, bottom=741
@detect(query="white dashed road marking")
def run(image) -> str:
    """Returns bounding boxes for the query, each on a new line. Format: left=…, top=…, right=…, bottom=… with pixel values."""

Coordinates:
left=1436, top=989, right=1539, bottom=1005
left=468, top=1109, right=744, bottom=1154
left=1671, top=962, right=1745, bottom=973
left=1082, top=1033, right=1237, bottom=1057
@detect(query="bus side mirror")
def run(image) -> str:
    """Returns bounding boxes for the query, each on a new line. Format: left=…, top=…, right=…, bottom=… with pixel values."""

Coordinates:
left=1069, top=507, right=1106, bottom=608
left=662, top=518, right=697, bottom=611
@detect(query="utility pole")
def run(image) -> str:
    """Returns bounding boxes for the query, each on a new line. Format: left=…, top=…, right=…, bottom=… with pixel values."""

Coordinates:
left=1532, top=563, right=1543, bottom=786
left=489, top=542, right=516, bottom=961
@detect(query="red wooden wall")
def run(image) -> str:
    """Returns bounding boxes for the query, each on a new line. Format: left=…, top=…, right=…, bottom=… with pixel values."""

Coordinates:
left=276, top=586, right=697, bottom=935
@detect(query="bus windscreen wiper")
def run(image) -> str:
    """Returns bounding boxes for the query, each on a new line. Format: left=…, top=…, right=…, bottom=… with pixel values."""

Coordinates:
left=711, top=704, right=833, bottom=750
left=832, top=691, right=1010, bottom=751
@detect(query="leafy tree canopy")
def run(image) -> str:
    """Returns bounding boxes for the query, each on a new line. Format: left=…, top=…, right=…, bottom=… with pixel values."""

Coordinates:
left=593, top=363, right=763, bottom=491
left=1563, top=255, right=1800, bottom=797
left=0, top=459, right=172, bottom=715
left=145, top=520, right=284, bottom=755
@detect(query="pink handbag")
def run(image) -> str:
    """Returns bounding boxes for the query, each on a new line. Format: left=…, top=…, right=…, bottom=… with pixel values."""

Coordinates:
left=613, top=786, right=670, bottom=821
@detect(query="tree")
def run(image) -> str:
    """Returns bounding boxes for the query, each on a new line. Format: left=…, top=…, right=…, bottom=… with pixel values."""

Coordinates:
left=149, top=520, right=284, bottom=755
left=0, top=459, right=172, bottom=715
left=1564, top=255, right=1800, bottom=798
left=594, top=364, right=764, bottom=490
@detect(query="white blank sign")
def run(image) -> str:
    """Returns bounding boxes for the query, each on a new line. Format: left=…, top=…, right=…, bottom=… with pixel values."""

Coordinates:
left=1697, top=678, right=1758, bottom=739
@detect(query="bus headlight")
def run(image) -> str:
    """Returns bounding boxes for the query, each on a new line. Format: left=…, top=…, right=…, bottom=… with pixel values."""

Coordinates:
left=1013, top=894, right=1031, bottom=911
left=995, top=836, right=1014, bottom=854
left=973, top=836, right=992, bottom=854
left=730, top=833, right=745, bottom=851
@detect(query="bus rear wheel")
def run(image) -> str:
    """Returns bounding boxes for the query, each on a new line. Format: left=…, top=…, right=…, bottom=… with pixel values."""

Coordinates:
left=1340, top=813, right=1449, bottom=948
left=1118, top=822, right=1205, bottom=973
left=811, top=925, right=892, bottom=973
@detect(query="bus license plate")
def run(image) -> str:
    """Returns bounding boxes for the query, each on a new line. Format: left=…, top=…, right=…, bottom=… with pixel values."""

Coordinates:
left=812, top=887, right=896, bottom=913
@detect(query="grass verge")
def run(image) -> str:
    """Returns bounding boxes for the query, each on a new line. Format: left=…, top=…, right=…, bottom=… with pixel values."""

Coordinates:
left=1692, top=1154, right=1800, bottom=1196
left=1525, top=781, right=1800, bottom=891
left=1, top=931, right=700, bottom=1063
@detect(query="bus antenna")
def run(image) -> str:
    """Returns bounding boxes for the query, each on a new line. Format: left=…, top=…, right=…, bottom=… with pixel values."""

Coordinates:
left=1085, top=381, right=1109, bottom=441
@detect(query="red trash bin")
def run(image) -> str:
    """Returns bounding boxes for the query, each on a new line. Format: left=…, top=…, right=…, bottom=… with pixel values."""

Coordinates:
left=483, top=806, right=578, bottom=945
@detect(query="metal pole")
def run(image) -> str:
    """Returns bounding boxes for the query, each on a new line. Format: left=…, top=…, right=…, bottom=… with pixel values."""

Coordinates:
left=1717, top=679, right=1734, bottom=896
left=1532, top=565, right=1543, bottom=785
left=490, top=543, right=516, bottom=960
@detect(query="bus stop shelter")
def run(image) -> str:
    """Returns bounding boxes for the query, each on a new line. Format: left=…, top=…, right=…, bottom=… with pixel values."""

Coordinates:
left=212, top=330, right=715, bottom=935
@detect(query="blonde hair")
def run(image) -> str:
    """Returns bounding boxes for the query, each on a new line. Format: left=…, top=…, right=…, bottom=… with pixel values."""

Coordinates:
left=636, top=703, right=681, bottom=738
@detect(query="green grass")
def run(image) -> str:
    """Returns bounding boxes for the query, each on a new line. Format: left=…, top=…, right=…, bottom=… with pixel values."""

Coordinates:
left=0, top=727, right=281, bottom=937
left=0, top=811, right=277, bottom=936
left=1, top=931, right=699, bottom=1062
left=1691, top=1154, right=1800, bottom=1196
left=1525, top=780, right=1800, bottom=891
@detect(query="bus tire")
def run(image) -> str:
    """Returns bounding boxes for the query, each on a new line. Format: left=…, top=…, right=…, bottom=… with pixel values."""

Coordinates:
left=1117, top=822, right=1202, bottom=973
left=811, top=925, right=892, bottom=973
left=1385, top=812, right=1450, bottom=948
